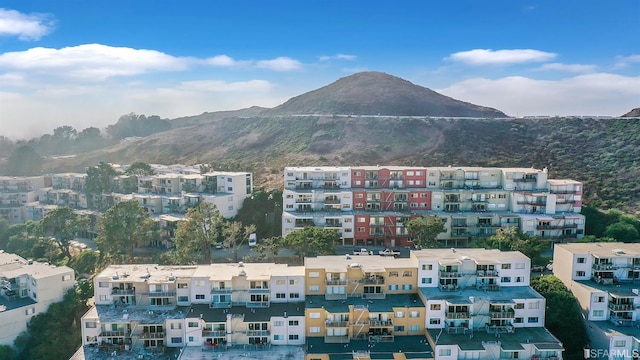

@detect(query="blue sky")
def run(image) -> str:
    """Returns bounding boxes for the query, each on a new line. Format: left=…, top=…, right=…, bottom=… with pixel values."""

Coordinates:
left=1, top=0, right=639, bottom=139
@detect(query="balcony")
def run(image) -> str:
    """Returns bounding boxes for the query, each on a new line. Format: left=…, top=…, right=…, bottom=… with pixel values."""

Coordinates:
left=325, top=293, right=347, bottom=300
left=446, top=326, right=469, bottom=334
left=608, top=303, right=635, bottom=311
left=440, top=284, right=459, bottom=292
left=362, top=292, right=386, bottom=300
left=514, top=177, right=537, bottom=183
left=369, top=319, right=393, bottom=327
left=246, top=301, right=270, bottom=308
left=111, top=288, right=135, bottom=296
left=99, top=330, right=129, bottom=337
left=210, top=288, right=232, bottom=294
left=476, top=223, right=501, bottom=228
left=324, top=335, right=350, bottom=343
left=360, top=277, right=385, bottom=285
left=141, top=332, right=166, bottom=339
left=477, top=270, right=499, bottom=277
left=210, top=301, right=231, bottom=308
left=517, top=200, right=547, bottom=206
left=325, top=320, right=349, bottom=327
left=249, top=287, right=270, bottom=294
left=325, top=222, right=343, bottom=228
left=490, top=309, right=515, bottom=319
left=446, top=312, right=470, bottom=320
left=536, top=224, right=564, bottom=230
left=439, top=271, right=461, bottom=278
left=326, top=279, right=347, bottom=286
left=324, top=198, right=341, bottom=204
left=202, top=330, right=226, bottom=337
left=592, top=264, right=614, bottom=271
left=247, top=330, right=270, bottom=337
left=487, top=284, right=500, bottom=291
left=148, top=291, right=176, bottom=297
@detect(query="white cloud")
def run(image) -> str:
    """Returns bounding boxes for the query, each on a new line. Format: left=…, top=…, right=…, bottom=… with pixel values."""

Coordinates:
left=0, top=44, right=189, bottom=80
left=535, top=62, right=598, bottom=73
left=179, top=79, right=272, bottom=92
left=256, top=57, right=302, bottom=71
left=319, top=54, right=357, bottom=61
left=446, top=49, right=557, bottom=66
left=614, top=54, right=640, bottom=68
left=0, top=8, right=54, bottom=41
left=437, top=73, right=640, bottom=117
left=204, top=55, right=241, bottom=67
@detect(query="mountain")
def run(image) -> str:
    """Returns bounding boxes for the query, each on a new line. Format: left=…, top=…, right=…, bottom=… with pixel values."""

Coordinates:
left=264, top=72, right=507, bottom=118
left=622, top=108, right=640, bottom=117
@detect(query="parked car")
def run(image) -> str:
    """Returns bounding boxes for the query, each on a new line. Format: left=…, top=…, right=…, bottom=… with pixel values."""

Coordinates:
left=546, top=261, right=554, bottom=271
left=531, top=265, right=545, bottom=272
left=378, top=249, right=400, bottom=257
left=353, top=248, right=373, bottom=255
left=248, top=233, right=257, bottom=247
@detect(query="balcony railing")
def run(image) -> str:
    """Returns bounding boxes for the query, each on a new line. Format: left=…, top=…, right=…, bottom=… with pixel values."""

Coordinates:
left=247, top=330, right=270, bottom=337
left=536, top=225, right=564, bottom=230
left=325, top=222, right=343, bottom=227
left=324, top=335, right=350, bottom=343
left=439, top=271, right=461, bottom=278
left=608, top=303, right=635, bottom=311
left=440, top=284, right=459, bottom=291
left=517, top=200, right=546, bottom=205
left=360, top=277, right=385, bottom=285
left=148, top=291, right=176, bottom=297
left=477, top=270, right=499, bottom=277
left=325, top=320, right=349, bottom=327
left=210, top=301, right=232, bottom=308
left=446, top=326, right=469, bottom=334
left=326, top=279, right=347, bottom=286
left=210, top=288, right=232, bottom=294
left=99, top=330, right=129, bottom=337
left=514, top=177, right=537, bottom=183
left=362, top=292, right=386, bottom=300
left=111, top=289, right=135, bottom=296
left=490, top=310, right=515, bottom=319
left=202, top=330, right=226, bottom=337
left=369, top=319, right=393, bottom=327
left=246, top=301, right=270, bottom=308
left=248, top=287, right=270, bottom=293
left=324, top=199, right=341, bottom=204
left=446, top=312, right=470, bottom=319
left=141, top=332, right=166, bottom=339
left=325, top=293, right=347, bottom=300
left=592, top=264, right=614, bottom=270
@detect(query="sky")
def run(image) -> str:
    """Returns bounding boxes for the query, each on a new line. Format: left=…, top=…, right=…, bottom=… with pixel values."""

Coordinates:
left=0, top=0, right=639, bottom=139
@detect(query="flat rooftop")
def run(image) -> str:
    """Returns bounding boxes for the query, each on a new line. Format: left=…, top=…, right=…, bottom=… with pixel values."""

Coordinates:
left=556, top=242, right=640, bottom=258
left=306, top=335, right=433, bottom=359
left=411, top=248, right=529, bottom=264
left=190, top=302, right=305, bottom=323
left=0, top=295, right=37, bottom=312
left=574, top=279, right=640, bottom=298
left=306, top=294, right=424, bottom=313
left=0, top=251, right=73, bottom=280
left=419, top=286, right=543, bottom=304
left=426, top=326, right=562, bottom=351
left=89, top=305, right=190, bottom=324
left=305, top=255, right=415, bottom=272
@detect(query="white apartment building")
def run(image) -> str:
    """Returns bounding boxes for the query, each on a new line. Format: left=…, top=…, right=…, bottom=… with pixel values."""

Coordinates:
left=282, top=166, right=584, bottom=247
left=0, top=176, right=45, bottom=224
left=554, top=243, right=640, bottom=359
left=0, top=250, right=75, bottom=345
left=413, top=248, right=563, bottom=360
left=81, top=262, right=305, bottom=354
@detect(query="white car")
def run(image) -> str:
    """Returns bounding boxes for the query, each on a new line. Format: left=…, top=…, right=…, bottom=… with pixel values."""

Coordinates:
left=248, top=233, right=257, bottom=247
left=546, top=262, right=553, bottom=271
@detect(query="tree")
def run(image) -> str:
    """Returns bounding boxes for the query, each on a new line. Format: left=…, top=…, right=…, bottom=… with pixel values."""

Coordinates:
left=406, top=215, right=446, bottom=248
left=0, top=345, right=16, bottom=360
left=67, top=250, right=99, bottom=276
left=283, top=226, right=338, bottom=260
left=252, top=236, right=283, bottom=262
left=5, top=145, right=42, bottom=176
left=40, top=207, right=89, bottom=259
left=604, top=221, right=640, bottom=242
left=125, top=161, right=155, bottom=176
left=531, top=275, right=588, bottom=360
left=173, top=202, right=225, bottom=264
left=96, top=200, right=158, bottom=264
left=0, top=217, right=10, bottom=249
left=85, top=162, right=119, bottom=209
left=224, top=221, right=257, bottom=262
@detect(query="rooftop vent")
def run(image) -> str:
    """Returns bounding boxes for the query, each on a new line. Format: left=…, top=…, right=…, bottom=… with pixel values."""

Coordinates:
left=613, top=249, right=625, bottom=255
left=349, top=263, right=361, bottom=268
left=238, top=262, right=244, bottom=267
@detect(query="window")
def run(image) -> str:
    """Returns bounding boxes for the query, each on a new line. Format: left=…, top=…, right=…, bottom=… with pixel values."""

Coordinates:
left=501, top=264, right=511, bottom=270
left=409, top=311, right=420, bottom=318
left=422, top=277, right=432, bottom=284
left=288, top=320, right=299, bottom=326
left=406, top=171, right=414, bottom=176
left=170, top=323, right=182, bottom=330
left=394, top=326, right=405, bottom=332
left=274, top=321, right=284, bottom=327
left=515, top=263, right=525, bottom=269
left=308, top=272, right=319, bottom=278
left=515, top=303, right=524, bottom=309
left=276, top=293, right=286, bottom=299
left=356, top=193, right=364, bottom=199
left=309, top=326, right=320, bottom=333
left=98, top=295, right=107, bottom=301
left=354, top=171, right=362, bottom=176
left=388, top=284, right=399, bottom=291
left=62, top=274, right=71, bottom=281
left=290, top=279, right=298, bottom=285
left=344, top=218, right=352, bottom=223
left=528, top=301, right=540, bottom=309
left=289, top=335, right=299, bottom=340
left=409, top=325, right=420, bottom=332
left=515, top=276, right=524, bottom=283
left=501, top=277, right=511, bottom=283
left=513, top=317, right=523, bottom=324
left=410, top=203, right=418, bottom=208
left=527, top=317, right=539, bottom=323
left=593, top=310, right=604, bottom=317
left=402, top=284, right=413, bottom=290
left=171, top=337, right=182, bottom=344
left=273, top=335, right=282, bottom=340
left=422, top=264, right=433, bottom=270
left=309, top=285, right=319, bottom=292
left=430, top=304, right=441, bottom=311
left=25, top=307, right=35, bottom=315
left=276, top=280, right=286, bottom=285
left=389, top=271, right=399, bottom=277
left=614, top=340, right=626, bottom=347
left=576, top=271, right=586, bottom=277
left=595, top=296, right=605, bottom=303
left=85, top=321, right=97, bottom=328
left=439, top=349, right=452, bottom=356
left=577, top=257, right=585, bottom=263
left=309, top=312, right=321, bottom=319
left=289, top=293, right=300, bottom=299
left=429, top=318, right=440, bottom=325
left=188, top=336, right=194, bottom=342
left=402, top=271, right=413, bottom=277
left=178, top=296, right=188, bottom=302
left=395, top=311, right=404, bottom=318
left=498, top=194, right=507, bottom=199
left=357, top=217, right=366, bottom=223
left=98, top=282, right=109, bottom=288
left=178, top=283, right=188, bottom=289
left=195, top=294, right=205, bottom=300
left=357, top=227, right=365, bottom=232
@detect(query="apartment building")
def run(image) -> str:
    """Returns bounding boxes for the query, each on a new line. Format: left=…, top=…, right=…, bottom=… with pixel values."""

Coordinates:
left=304, top=255, right=433, bottom=359
left=81, top=262, right=305, bottom=354
left=414, top=248, right=563, bottom=359
left=283, top=166, right=584, bottom=247
left=0, top=176, right=45, bottom=224
left=0, top=250, right=75, bottom=345
left=554, top=243, right=640, bottom=358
